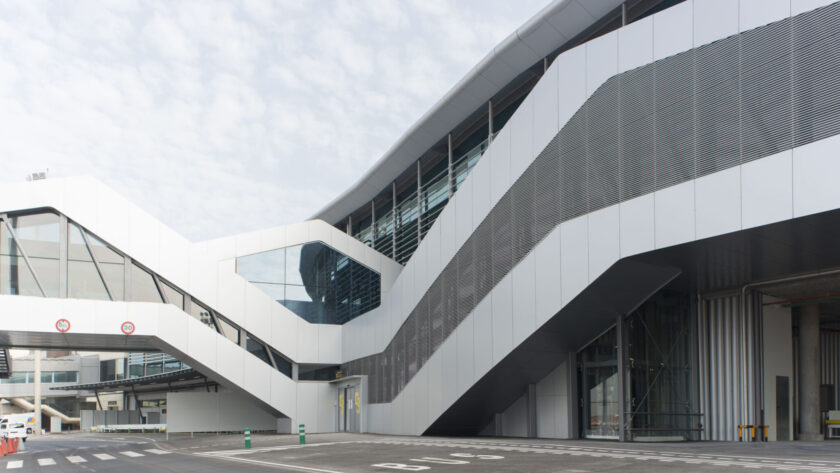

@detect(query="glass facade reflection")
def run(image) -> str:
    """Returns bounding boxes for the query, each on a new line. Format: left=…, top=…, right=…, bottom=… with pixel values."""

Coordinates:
left=236, top=242, right=381, bottom=324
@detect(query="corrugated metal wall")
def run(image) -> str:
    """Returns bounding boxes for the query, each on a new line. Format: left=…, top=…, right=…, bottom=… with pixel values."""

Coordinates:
left=698, top=293, right=762, bottom=441
left=820, top=331, right=840, bottom=410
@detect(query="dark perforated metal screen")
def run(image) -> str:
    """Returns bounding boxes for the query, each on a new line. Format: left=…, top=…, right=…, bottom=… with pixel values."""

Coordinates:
left=343, top=3, right=840, bottom=404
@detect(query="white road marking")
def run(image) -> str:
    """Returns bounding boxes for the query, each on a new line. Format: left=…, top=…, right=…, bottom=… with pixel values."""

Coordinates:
left=5, top=461, right=22, bottom=469
left=144, top=449, right=171, bottom=455
left=121, top=451, right=144, bottom=457
left=93, top=453, right=116, bottom=460
left=37, top=458, right=56, bottom=466
left=67, top=456, right=86, bottom=463
left=201, top=454, right=349, bottom=473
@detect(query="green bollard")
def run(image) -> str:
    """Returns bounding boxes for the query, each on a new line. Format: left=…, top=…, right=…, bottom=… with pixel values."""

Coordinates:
left=244, top=428, right=251, bottom=449
left=299, top=424, right=305, bottom=445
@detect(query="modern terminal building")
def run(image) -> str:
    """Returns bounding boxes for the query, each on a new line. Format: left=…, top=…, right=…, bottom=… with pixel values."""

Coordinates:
left=1, top=0, right=840, bottom=442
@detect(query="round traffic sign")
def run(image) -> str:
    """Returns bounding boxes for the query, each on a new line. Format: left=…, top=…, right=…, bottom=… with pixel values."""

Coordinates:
left=55, top=318, right=71, bottom=333
left=121, top=321, right=135, bottom=335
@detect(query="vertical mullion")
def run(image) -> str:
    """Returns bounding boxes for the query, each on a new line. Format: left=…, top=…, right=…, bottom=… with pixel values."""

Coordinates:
left=1, top=218, right=47, bottom=297
left=79, top=227, right=113, bottom=301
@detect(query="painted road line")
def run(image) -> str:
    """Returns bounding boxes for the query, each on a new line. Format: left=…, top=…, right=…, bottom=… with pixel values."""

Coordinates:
left=201, top=454, right=348, bottom=473
left=5, top=461, right=22, bottom=469
left=144, top=449, right=171, bottom=455
left=37, top=458, right=56, bottom=466
left=67, top=456, right=86, bottom=463
left=121, top=451, right=144, bottom=457
left=93, top=453, right=116, bottom=460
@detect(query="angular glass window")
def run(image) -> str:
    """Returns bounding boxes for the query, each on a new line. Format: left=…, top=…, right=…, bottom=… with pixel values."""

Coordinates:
left=269, top=347, right=292, bottom=378
left=236, top=248, right=284, bottom=284
left=130, top=264, right=162, bottom=303
left=68, top=224, right=109, bottom=301
left=0, top=254, right=42, bottom=296
left=85, top=232, right=124, bottom=300
left=215, top=315, right=240, bottom=345
left=235, top=241, right=381, bottom=324
left=1, top=213, right=60, bottom=296
left=245, top=334, right=271, bottom=366
left=159, top=280, right=184, bottom=309
left=188, top=300, right=215, bottom=329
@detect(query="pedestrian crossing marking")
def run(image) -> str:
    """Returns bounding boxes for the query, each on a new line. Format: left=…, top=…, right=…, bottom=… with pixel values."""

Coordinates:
left=121, top=451, right=144, bottom=457
left=67, top=456, right=86, bottom=463
left=5, top=461, right=21, bottom=469
left=144, top=449, right=170, bottom=455
left=93, top=453, right=116, bottom=460
left=37, top=458, right=56, bottom=466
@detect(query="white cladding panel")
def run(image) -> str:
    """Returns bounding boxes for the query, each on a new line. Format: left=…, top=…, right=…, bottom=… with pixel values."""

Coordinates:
left=793, top=134, right=840, bottom=218
left=618, top=16, right=653, bottom=73
left=619, top=194, right=655, bottom=258
left=695, top=166, right=742, bottom=240
left=587, top=206, right=620, bottom=281
left=586, top=30, right=618, bottom=95
left=694, top=0, right=738, bottom=47
left=739, top=0, right=790, bottom=31
left=741, top=150, right=794, bottom=230
left=653, top=0, right=693, bottom=61
left=491, top=273, right=514, bottom=365
left=511, top=251, right=537, bottom=348
left=654, top=181, right=696, bottom=249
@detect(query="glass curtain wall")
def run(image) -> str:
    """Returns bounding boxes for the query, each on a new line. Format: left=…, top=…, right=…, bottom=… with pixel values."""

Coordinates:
left=578, top=290, right=698, bottom=441
left=0, top=210, right=291, bottom=379
left=0, top=213, right=60, bottom=296
left=624, top=292, right=698, bottom=441
left=236, top=242, right=381, bottom=324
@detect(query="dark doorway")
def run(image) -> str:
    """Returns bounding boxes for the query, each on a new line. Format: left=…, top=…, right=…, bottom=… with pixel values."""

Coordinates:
left=776, top=376, right=790, bottom=441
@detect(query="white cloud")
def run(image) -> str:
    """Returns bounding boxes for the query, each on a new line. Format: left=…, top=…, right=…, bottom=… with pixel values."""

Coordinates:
left=0, top=0, right=549, bottom=241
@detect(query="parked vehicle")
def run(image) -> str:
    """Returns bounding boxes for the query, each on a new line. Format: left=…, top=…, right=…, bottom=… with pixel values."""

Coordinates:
left=0, top=413, right=35, bottom=434
left=0, top=423, right=28, bottom=442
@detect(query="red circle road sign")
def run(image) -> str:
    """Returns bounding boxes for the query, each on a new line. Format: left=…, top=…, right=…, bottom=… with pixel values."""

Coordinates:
left=55, top=319, right=71, bottom=333
left=121, top=321, right=136, bottom=335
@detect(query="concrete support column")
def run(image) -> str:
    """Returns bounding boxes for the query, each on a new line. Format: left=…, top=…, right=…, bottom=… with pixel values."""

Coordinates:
left=799, top=304, right=822, bottom=441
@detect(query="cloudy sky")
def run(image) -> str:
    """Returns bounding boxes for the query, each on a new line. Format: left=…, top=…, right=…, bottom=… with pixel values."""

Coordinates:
left=0, top=0, right=549, bottom=241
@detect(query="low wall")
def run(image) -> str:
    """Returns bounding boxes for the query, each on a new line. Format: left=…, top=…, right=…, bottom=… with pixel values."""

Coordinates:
left=166, top=391, right=279, bottom=433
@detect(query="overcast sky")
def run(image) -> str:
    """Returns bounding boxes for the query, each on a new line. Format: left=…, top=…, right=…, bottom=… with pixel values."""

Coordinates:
left=0, top=0, right=550, bottom=241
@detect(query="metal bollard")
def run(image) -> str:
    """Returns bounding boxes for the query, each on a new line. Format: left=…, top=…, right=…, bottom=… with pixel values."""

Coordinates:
left=299, top=424, right=305, bottom=445
left=244, top=428, right=251, bottom=449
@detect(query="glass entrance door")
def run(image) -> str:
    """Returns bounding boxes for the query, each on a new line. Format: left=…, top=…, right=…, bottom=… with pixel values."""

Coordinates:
left=579, top=328, right=619, bottom=439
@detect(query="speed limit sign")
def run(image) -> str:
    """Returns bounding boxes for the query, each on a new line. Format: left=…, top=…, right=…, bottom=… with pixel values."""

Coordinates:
left=121, top=321, right=136, bottom=335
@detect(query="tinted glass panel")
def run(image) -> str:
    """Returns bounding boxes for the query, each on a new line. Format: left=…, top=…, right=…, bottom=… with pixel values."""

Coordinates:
left=245, top=335, right=271, bottom=365
left=0, top=255, right=41, bottom=296
left=236, top=242, right=381, bottom=324
left=189, top=301, right=215, bottom=328
left=68, top=260, right=109, bottom=300
left=215, top=316, right=240, bottom=345
left=159, top=281, right=184, bottom=309
left=9, top=213, right=59, bottom=259
left=130, top=264, right=161, bottom=303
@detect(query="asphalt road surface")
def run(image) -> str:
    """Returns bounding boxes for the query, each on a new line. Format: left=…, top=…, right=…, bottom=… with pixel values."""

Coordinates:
left=2, top=432, right=840, bottom=472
